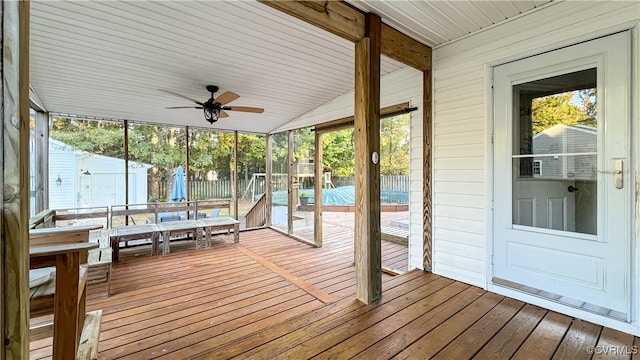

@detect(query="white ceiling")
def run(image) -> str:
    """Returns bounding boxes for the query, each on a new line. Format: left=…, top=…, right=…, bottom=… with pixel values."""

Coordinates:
left=29, top=0, right=554, bottom=134
left=349, top=0, right=553, bottom=47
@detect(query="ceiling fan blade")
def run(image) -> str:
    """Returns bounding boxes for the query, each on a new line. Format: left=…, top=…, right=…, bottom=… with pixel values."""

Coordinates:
left=159, top=89, right=204, bottom=106
left=213, top=91, right=240, bottom=106
left=165, top=106, right=203, bottom=109
left=224, top=106, right=264, bottom=113
left=219, top=110, right=230, bottom=118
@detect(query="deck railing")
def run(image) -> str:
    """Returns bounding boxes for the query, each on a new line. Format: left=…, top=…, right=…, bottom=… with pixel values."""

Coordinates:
left=245, top=193, right=267, bottom=228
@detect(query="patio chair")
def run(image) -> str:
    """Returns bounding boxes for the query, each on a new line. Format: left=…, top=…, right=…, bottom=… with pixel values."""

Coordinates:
left=160, top=214, right=180, bottom=222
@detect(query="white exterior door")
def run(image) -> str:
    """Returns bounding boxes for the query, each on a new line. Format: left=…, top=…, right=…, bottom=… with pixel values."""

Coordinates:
left=493, top=32, right=631, bottom=319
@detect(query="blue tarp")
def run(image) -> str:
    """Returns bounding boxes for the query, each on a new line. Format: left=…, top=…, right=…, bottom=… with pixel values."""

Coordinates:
left=170, top=165, right=187, bottom=202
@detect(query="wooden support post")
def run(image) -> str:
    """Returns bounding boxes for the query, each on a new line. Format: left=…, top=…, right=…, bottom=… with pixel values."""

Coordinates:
left=185, top=126, right=190, bottom=201
left=265, top=134, right=273, bottom=227
left=2, top=0, right=31, bottom=358
left=124, top=120, right=129, bottom=204
left=233, top=130, right=238, bottom=220
left=287, top=130, right=294, bottom=234
left=354, top=13, right=382, bottom=304
left=423, top=70, right=433, bottom=271
left=35, top=111, right=49, bottom=213
left=314, top=131, right=323, bottom=247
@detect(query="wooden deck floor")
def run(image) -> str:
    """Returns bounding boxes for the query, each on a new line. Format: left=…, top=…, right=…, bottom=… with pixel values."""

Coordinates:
left=30, top=229, right=639, bottom=359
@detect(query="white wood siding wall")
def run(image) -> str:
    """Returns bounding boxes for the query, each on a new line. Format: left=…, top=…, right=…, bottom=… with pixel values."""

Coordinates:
left=276, top=66, right=425, bottom=270
left=48, top=148, right=78, bottom=209
left=432, top=1, right=640, bottom=287
left=79, top=155, right=149, bottom=204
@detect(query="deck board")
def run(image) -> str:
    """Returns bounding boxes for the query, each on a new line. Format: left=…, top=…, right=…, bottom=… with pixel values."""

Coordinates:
left=512, top=312, right=573, bottom=360
left=28, top=228, right=640, bottom=360
left=432, top=297, right=525, bottom=359
left=592, top=328, right=636, bottom=360
left=472, top=303, right=548, bottom=359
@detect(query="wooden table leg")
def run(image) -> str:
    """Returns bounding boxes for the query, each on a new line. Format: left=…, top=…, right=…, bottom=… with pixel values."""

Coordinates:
left=162, top=231, right=170, bottom=254
left=111, top=236, right=120, bottom=262
left=151, top=233, right=159, bottom=255
left=54, top=251, right=81, bottom=359
left=195, top=228, right=203, bottom=249
left=234, top=224, right=239, bottom=244
left=205, top=227, right=212, bottom=247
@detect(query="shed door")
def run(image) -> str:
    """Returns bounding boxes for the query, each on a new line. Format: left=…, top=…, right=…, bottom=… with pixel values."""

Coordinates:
left=493, top=32, right=631, bottom=319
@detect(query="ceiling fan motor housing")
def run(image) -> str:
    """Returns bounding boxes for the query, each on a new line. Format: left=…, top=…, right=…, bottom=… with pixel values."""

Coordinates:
left=206, top=85, right=219, bottom=94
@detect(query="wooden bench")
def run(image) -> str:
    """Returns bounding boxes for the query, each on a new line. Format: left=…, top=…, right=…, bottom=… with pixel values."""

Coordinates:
left=198, top=216, right=240, bottom=245
left=29, top=207, right=109, bottom=229
left=29, top=226, right=103, bottom=359
left=109, top=199, right=233, bottom=253
left=29, top=209, right=114, bottom=297
left=109, top=199, right=232, bottom=227
left=88, top=229, right=113, bottom=296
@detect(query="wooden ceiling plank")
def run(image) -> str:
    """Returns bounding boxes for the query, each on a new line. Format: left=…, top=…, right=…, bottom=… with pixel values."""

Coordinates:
left=259, top=1, right=365, bottom=42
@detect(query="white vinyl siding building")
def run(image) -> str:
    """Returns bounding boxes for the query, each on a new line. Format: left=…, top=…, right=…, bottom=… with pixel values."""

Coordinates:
left=432, top=1, right=640, bottom=333
left=47, top=139, right=151, bottom=209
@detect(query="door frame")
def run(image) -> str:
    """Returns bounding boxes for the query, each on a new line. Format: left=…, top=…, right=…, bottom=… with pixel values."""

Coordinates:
left=484, top=29, right=640, bottom=335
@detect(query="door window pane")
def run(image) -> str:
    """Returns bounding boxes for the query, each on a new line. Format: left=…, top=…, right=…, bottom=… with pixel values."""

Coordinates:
left=512, top=68, right=597, bottom=235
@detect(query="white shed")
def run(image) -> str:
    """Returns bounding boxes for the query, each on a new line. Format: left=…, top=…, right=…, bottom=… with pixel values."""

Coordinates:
left=48, top=138, right=151, bottom=209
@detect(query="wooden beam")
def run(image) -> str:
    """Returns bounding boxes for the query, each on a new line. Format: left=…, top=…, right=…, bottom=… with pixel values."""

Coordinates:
left=314, top=102, right=410, bottom=134
left=381, top=24, right=431, bottom=72
left=34, top=111, right=49, bottom=213
left=265, top=134, right=273, bottom=227
left=314, top=131, right=323, bottom=247
left=422, top=70, right=432, bottom=271
left=260, top=1, right=431, bottom=72
left=354, top=13, right=382, bottom=304
left=259, top=0, right=365, bottom=43
left=2, top=0, right=31, bottom=358
left=287, top=130, right=294, bottom=234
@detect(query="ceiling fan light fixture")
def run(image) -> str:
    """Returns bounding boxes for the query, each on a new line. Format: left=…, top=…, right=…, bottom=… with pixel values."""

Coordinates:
left=162, top=85, right=263, bottom=125
left=204, top=107, right=219, bottom=124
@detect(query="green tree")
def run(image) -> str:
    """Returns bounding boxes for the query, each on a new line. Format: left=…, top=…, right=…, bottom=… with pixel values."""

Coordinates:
left=50, top=118, right=124, bottom=157
left=322, top=129, right=355, bottom=177
left=238, top=133, right=266, bottom=191
left=531, top=90, right=596, bottom=134
left=50, top=117, right=269, bottom=201
left=380, top=114, right=410, bottom=175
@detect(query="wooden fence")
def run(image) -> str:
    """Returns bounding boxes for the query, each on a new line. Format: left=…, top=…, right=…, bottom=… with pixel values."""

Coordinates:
left=332, top=175, right=409, bottom=192
left=156, top=178, right=266, bottom=201
left=153, top=175, right=408, bottom=201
